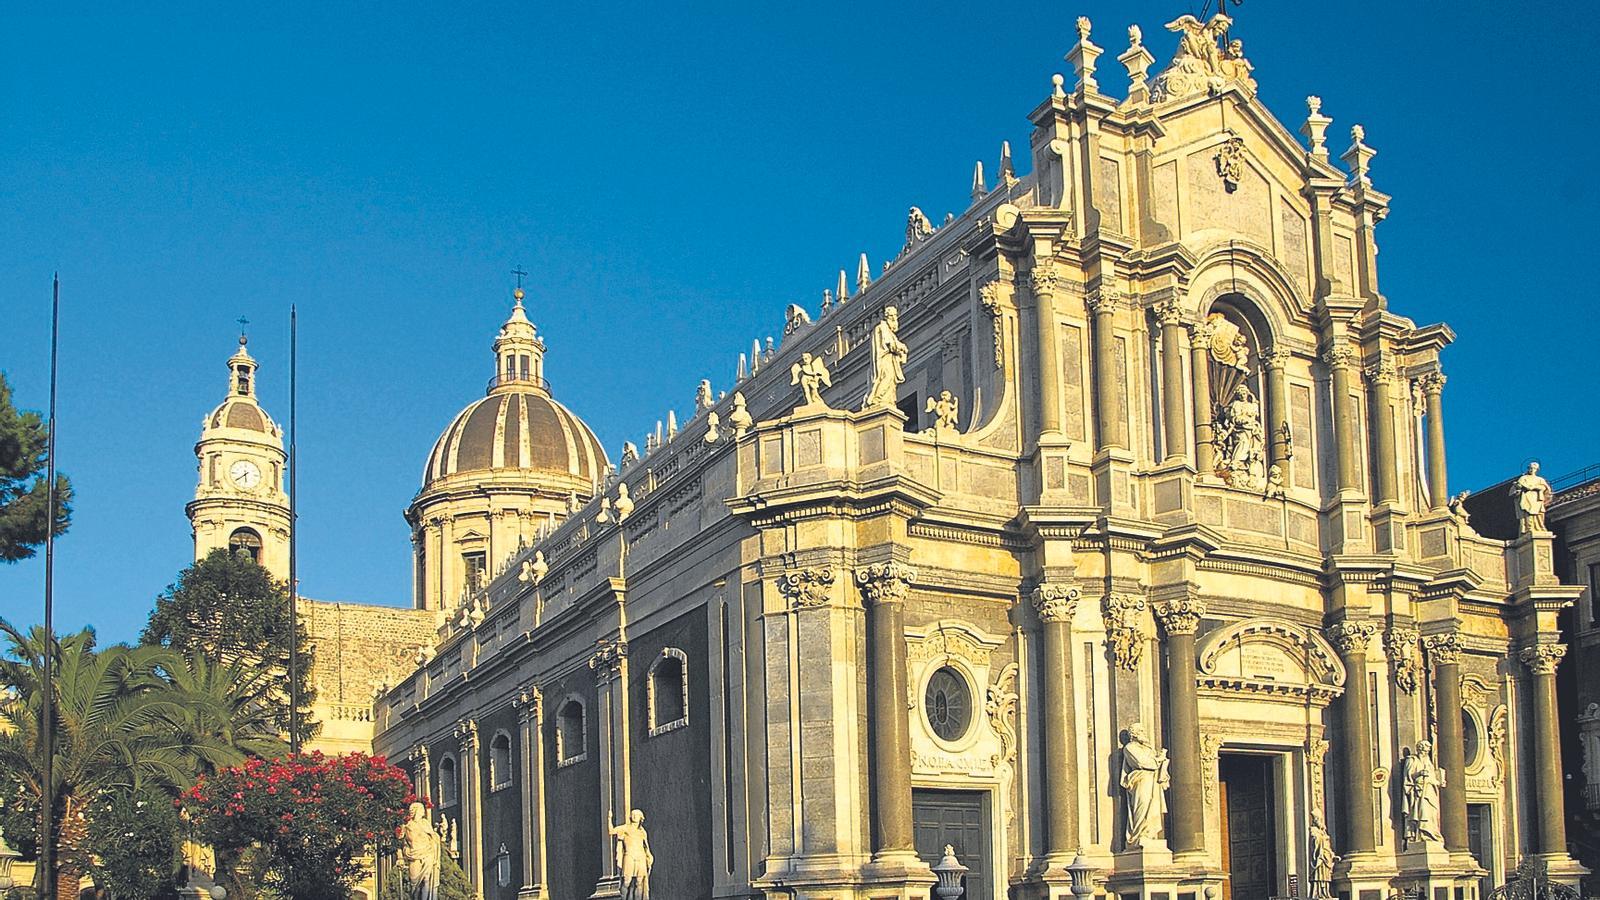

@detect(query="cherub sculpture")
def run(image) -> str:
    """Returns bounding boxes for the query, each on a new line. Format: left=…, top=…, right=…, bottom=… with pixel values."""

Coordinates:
left=790, top=352, right=832, bottom=409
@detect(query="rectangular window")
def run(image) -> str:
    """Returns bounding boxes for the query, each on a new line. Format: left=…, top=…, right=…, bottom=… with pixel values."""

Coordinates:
left=519, top=354, right=531, bottom=379
left=463, top=552, right=487, bottom=591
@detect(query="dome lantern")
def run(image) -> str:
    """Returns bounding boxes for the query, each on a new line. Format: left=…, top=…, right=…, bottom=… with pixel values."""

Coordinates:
left=489, top=286, right=548, bottom=396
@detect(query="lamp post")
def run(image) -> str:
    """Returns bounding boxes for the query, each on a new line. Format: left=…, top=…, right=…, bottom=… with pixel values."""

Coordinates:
left=931, top=844, right=968, bottom=900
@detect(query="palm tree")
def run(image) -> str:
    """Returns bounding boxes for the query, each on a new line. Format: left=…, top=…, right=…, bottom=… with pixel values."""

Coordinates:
left=162, top=651, right=289, bottom=773
left=0, top=620, right=232, bottom=899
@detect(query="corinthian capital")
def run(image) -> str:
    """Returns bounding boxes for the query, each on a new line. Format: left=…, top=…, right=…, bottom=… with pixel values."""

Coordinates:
left=1031, top=583, right=1082, bottom=623
left=1324, top=620, right=1378, bottom=655
left=1087, top=287, right=1121, bottom=315
left=1519, top=642, right=1566, bottom=675
left=1424, top=631, right=1462, bottom=666
left=1363, top=353, right=1396, bottom=384
left=1029, top=263, right=1059, bottom=297
left=1417, top=372, right=1447, bottom=395
left=453, top=717, right=479, bottom=751
left=777, top=567, right=836, bottom=610
left=514, top=682, right=543, bottom=722
left=1261, top=347, right=1293, bottom=371
left=855, top=562, right=917, bottom=606
left=1153, top=596, right=1206, bottom=636
left=1151, top=300, right=1185, bottom=327
left=1321, top=342, right=1354, bottom=370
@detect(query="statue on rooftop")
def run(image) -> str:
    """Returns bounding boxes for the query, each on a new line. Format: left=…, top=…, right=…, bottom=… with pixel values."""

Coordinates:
left=1150, top=14, right=1233, bottom=101
left=784, top=304, right=812, bottom=335
left=1511, top=461, right=1553, bottom=534
left=862, top=306, right=908, bottom=411
left=729, top=391, right=754, bottom=436
left=925, top=391, right=959, bottom=434
left=790, top=353, right=833, bottom=409
left=906, top=207, right=935, bottom=246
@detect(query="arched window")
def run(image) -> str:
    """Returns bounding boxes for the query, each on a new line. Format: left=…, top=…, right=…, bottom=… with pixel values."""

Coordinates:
left=489, top=731, right=514, bottom=791
left=648, top=648, right=689, bottom=736
left=438, top=754, right=459, bottom=807
left=228, top=528, right=263, bottom=564
left=556, top=698, right=586, bottom=767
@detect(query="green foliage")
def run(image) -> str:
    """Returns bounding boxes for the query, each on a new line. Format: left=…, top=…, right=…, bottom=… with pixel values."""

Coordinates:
left=0, top=371, right=71, bottom=562
left=143, top=548, right=316, bottom=744
left=379, top=850, right=472, bottom=900
left=0, top=774, right=38, bottom=859
left=183, top=751, right=413, bottom=900
left=85, top=784, right=181, bottom=900
left=0, top=620, right=245, bottom=894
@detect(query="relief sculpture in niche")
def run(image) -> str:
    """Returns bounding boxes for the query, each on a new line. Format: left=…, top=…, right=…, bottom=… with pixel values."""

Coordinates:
left=1198, top=310, right=1268, bottom=490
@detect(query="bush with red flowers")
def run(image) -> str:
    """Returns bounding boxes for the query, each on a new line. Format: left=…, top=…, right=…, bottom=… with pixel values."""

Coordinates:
left=181, top=751, right=414, bottom=900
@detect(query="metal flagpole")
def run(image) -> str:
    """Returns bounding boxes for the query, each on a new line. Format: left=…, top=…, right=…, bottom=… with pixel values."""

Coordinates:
left=39, top=274, right=60, bottom=900
left=289, top=304, right=301, bottom=754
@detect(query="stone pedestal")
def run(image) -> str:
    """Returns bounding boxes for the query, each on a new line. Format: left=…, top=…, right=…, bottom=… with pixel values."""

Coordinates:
left=1397, top=842, right=1481, bottom=900
left=1106, top=842, right=1220, bottom=900
left=861, top=853, right=937, bottom=900
left=1335, top=850, right=1398, bottom=900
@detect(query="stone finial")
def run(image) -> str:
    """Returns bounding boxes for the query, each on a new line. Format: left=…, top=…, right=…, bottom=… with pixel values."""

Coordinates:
left=613, top=482, right=634, bottom=521
left=836, top=269, right=849, bottom=304
left=696, top=379, right=714, bottom=411
left=1119, top=23, right=1157, bottom=104
left=1051, top=73, right=1067, bottom=99
left=666, top=410, right=678, bottom=440
left=856, top=253, right=872, bottom=292
left=971, top=160, right=987, bottom=201
left=1341, top=124, right=1375, bottom=187
left=765, top=336, right=775, bottom=360
left=728, top=391, right=753, bottom=436
left=998, top=140, right=1017, bottom=185
left=736, top=352, right=748, bottom=381
left=821, top=288, right=833, bottom=312
left=750, top=339, right=762, bottom=375
left=519, top=551, right=548, bottom=586
left=704, top=411, right=720, bottom=443
left=1066, top=16, right=1102, bottom=94
left=1300, top=95, right=1332, bottom=162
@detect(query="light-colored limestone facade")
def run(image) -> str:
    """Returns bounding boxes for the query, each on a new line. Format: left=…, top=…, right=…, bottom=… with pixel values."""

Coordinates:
left=372, top=13, right=1587, bottom=900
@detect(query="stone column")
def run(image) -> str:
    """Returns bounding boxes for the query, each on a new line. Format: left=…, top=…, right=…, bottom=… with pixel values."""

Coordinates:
left=1033, top=584, right=1081, bottom=862
left=1365, top=356, right=1398, bottom=504
left=1324, top=622, right=1378, bottom=853
left=589, top=639, right=631, bottom=891
left=412, top=744, right=433, bottom=805
left=858, top=563, right=918, bottom=859
left=1519, top=643, right=1569, bottom=856
left=453, top=718, right=483, bottom=891
left=1263, top=349, right=1292, bottom=472
left=1424, top=632, right=1468, bottom=852
left=1324, top=343, right=1362, bottom=493
left=1153, top=594, right=1205, bottom=856
left=1154, top=302, right=1188, bottom=463
left=514, top=684, right=548, bottom=899
left=1089, top=288, right=1127, bottom=450
left=1031, top=264, right=1063, bottom=437
left=1188, top=321, right=1215, bottom=476
left=1419, top=373, right=1448, bottom=509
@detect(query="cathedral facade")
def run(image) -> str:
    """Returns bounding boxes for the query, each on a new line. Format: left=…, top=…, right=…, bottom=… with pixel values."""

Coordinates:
left=366, top=12, right=1585, bottom=900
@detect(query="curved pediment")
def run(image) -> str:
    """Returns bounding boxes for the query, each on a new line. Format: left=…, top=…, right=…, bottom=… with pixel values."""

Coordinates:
left=1196, top=618, right=1345, bottom=703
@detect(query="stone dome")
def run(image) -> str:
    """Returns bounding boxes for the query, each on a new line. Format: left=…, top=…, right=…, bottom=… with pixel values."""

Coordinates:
left=209, top=397, right=276, bottom=434
left=422, top=389, right=607, bottom=488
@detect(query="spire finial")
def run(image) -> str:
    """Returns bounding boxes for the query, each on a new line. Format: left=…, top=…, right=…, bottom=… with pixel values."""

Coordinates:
left=511, top=265, right=528, bottom=305
left=971, top=160, right=987, bottom=201
left=236, top=315, right=250, bottom=345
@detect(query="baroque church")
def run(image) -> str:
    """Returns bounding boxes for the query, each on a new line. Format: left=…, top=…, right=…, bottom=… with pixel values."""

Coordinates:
left=185, top=11, right=1589, bottom=900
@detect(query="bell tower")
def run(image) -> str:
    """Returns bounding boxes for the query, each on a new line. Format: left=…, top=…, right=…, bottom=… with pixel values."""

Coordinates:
left=186, top=333, right=291, bottom=579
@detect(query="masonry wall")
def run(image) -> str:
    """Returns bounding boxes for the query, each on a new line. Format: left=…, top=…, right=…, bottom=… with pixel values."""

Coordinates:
left=543, top=667, right=602, bottom=900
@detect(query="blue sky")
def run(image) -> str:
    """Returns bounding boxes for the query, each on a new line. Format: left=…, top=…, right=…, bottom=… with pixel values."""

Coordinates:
left=2, top=2, right=1595, bottom=644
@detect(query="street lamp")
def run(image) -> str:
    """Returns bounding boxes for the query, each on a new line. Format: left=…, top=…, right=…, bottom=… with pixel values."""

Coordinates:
left=0, top=824, right=20, bottom=889
left=931, top=844, right=968, bottom=900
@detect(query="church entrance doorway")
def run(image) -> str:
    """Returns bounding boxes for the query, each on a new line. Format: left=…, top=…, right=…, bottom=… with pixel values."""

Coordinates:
left=912, top=789, right=990, bottom=900
left=1219, top=753, right=1278, bottom=900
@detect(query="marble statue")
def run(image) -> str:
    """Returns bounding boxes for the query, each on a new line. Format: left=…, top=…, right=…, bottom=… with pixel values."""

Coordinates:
left=1264, top=463, right=1286, bottom=499
left=179, top=807, right=224, bottom=897
left=906, top=207, right=935, bottom=245
left=1401, top=741, right=1444, bottom=844
left=1309, top=808, right=1336, bottom=898
left=1151, top=14, right=1231, bottom=101
left=790, top=352, right=832, bottom=409
left=1448, top=490, right=1472, bottom=524
left=610, top=808, right=654, bottom=900
left=519, top=551, right=548, bottom=585
left=1215, top=384, right=1266, bottom=489
left=1221, top=39, right=1256, bottom=91
left=696, top=379, right=714, bottom=411
left=785, top=304, right=812, bottom=335
left=704, top=411, right=721, bottom=443
left=729, top=391, right=754, bottom=436
left=401, top=802, right=442, bottom=900
left=614, top=483, right=634, bottom=522
left=1120, top=723, right=1169, bottom=848
left=1511, top=462, right=1552, bottom=533
left=862, top=306, right=908, bottom=410
left=925, top=390, right=959, bottom=433
left=620, top=441, right=639, bottom=468
left=443, top=816, right=459, bottom=859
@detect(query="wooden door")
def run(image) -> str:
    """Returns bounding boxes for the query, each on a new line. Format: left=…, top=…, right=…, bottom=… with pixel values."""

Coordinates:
left=913, top=789, right=989, bottom=900
left=1220, top=755, right=1278, bottom=900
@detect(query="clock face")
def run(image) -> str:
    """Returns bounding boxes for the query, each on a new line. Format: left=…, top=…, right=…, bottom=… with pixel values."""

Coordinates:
left=229, top=459, right=262, bottom=490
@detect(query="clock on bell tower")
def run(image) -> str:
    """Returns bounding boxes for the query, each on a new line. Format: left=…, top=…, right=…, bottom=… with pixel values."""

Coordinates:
left=186, top=333, right=291, bottom=579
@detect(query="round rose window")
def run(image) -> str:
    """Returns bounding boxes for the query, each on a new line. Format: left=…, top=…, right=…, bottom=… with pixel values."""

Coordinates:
left=924, top=666, right=973, bottom=742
